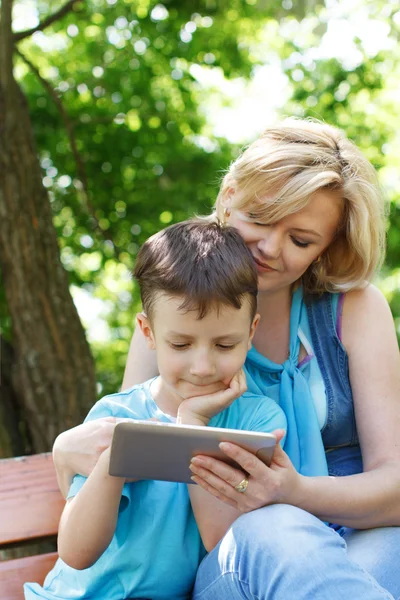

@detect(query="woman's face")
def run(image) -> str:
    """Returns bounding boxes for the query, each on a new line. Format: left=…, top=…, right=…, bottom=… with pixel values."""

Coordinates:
left=226, top=190, right=343, bottom=294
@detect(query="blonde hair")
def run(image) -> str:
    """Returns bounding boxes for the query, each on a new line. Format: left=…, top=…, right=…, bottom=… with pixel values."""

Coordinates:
left=214, top=118, right=387, bottom=295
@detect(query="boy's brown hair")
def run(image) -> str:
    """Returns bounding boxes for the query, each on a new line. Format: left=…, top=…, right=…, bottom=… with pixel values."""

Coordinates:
left=134, top=219, right=258, bottom=322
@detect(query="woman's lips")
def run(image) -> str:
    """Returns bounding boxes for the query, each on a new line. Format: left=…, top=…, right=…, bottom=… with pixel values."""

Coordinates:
left=253, top=256, right=278, bottom=272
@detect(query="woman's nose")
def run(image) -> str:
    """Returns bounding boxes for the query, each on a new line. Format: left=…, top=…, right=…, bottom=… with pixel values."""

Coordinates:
left=257, top=227, right=282, bottom=259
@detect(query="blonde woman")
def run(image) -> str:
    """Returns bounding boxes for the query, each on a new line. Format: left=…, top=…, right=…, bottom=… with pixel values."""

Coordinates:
left=53, top=119, right=400, bottom=599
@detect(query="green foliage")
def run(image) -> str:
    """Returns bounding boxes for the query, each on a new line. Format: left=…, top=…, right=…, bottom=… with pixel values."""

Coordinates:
left=5, top=0, right=399, bottom=396
left=11, top=0, right=285, bottom=395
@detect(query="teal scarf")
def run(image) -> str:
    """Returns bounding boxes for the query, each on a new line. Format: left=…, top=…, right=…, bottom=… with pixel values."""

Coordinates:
left=244, top=287, right=328, bottom=477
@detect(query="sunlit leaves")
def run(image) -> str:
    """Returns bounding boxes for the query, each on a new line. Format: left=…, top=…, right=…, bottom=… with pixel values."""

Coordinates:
left=7, top=0, right=400, bottom=394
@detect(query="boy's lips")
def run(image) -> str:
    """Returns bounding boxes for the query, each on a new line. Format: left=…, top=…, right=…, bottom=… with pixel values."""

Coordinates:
left=186, top=381, right=220, bottom=389
left=253, top=256, right=278, bottom=272
left=183, top=381, right=225, bottom=394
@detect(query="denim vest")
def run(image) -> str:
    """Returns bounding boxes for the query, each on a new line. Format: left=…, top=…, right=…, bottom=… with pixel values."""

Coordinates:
left=307, top=293, right=363, bottom=477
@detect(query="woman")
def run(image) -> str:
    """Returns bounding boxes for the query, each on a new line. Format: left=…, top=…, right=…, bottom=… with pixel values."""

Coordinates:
left=53, top=119, right=400, bottom=599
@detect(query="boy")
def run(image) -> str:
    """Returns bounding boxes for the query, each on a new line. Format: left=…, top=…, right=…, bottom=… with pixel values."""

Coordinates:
left=25, top=220, right=286, bottom=600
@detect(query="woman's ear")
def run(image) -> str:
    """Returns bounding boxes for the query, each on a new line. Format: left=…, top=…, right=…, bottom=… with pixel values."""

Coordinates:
left=136, top=313, right=156, bottom=350
left=221, top=187, right=235, bottom=209
left=248, top=313, right=260, bottom=350
left=220, top=187, right=235, bottom=222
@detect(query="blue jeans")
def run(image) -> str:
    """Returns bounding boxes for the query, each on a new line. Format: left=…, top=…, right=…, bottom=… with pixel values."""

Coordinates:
left=193, top=505, right=400, bottom=599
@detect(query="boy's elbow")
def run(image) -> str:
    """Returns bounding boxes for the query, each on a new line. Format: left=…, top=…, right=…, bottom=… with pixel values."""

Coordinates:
left=202, top=532, right=224, bottom=553
left=203, top=540, right=217, bottom=553
left=58, top=542, right=98, bottom=571
left=63, top=557, right=91, bottom=571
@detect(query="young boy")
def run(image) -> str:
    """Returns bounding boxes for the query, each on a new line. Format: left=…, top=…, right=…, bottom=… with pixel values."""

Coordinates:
left=24, top=220, right=286, bottom=600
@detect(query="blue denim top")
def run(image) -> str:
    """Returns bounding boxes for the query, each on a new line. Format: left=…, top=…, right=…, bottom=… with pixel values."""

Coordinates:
left=307, top=292, right=363, bottom=477
left=245, top=289, right=363, bottom=479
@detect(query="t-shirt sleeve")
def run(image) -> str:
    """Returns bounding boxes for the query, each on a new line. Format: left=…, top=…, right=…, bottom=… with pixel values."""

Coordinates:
left=83, top=395, right=142, bottom=423
left=247, top=396, right=287, bottom=445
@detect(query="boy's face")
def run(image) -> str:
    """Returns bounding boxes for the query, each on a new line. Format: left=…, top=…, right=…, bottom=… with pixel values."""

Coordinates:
left=138, top=294, right=259, bottom=402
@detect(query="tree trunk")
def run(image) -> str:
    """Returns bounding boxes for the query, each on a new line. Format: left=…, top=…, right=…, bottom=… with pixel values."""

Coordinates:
left=0, top=336, right=28, bottom=457
left=0, top=0, right=96, bottom=454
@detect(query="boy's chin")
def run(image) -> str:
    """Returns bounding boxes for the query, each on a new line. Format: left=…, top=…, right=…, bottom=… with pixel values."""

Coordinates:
left=178, top=381, right=228, bottom=399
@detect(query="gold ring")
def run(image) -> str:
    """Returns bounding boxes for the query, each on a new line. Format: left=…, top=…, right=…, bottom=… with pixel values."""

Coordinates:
left=234, top=478, right=249, bottom=493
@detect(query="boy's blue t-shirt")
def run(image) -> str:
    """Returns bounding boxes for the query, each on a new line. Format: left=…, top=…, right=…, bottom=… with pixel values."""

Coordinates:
left=24, top=378, right=286, bottom=600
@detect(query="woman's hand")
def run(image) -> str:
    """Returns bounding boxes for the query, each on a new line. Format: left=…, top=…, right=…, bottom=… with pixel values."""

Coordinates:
left=54, top=417, right=118, bottom=474
left=177, top=368, right=247, bottom=426
left=189, top=429, right=303, bottom=512
left=53, top=417, right=119, bottom=497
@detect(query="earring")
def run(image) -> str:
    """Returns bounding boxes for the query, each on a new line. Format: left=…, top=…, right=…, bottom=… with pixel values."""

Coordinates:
left=223, top=207, right=231, bottom=220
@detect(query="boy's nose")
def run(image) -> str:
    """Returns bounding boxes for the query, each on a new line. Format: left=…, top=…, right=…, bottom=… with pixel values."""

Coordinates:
left=189, top=352, right=216, bottom=378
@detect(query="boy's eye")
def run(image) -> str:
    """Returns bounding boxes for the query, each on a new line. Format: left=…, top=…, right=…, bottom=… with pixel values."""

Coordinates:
left=216, top=344, right=236, bottom=350
left=291, top=237, right=311, bottom=248
left=170, top=343, right=189, bottom=350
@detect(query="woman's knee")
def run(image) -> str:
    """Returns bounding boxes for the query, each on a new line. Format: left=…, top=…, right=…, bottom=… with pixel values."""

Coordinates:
left=226, top=504, right=340, bottom=567
left=344, top=526, right=400, bottom=598
left=233, top=503, right=318, bottom=531
left=231, top=503, right=331, bottom=541
left=195, top=507, right=394, bottom=600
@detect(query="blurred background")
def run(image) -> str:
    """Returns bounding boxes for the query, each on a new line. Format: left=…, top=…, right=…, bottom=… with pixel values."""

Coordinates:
left=1, top=0, right=399, bottom=457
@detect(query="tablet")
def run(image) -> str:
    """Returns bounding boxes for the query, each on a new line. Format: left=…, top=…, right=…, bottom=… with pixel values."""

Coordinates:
left=108, top=420, right=276, bottom=484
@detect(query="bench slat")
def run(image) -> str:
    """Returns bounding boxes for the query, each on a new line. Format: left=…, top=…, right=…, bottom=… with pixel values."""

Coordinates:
left=0, top=453, right=64, bottom=546
left=0, top=552, right=58, bottom=600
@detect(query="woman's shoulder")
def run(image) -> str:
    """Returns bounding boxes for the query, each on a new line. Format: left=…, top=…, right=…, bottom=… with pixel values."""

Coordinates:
left=341, top=283, right=394, bottom=350
left=308, top=283, right=388, bottom=317
left=343, top=283, right=390, bottom=316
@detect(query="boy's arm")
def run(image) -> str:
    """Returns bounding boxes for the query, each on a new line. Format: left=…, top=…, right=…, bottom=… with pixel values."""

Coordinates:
left=179, top=378, right=286, bottom=552
left=57, top=447, right=125, bottom=570
left=187, top=479, right=242, bottom=551
left=177, top=376, right=245, bottom=551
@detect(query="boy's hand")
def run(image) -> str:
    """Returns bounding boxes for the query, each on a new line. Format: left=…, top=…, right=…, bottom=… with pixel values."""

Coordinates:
left=177, top=369, right=247, bottom=427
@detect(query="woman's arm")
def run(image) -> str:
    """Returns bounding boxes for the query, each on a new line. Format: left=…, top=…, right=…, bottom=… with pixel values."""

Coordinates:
left=121, top=323, right=158, bottom=390
left=53, top=324, right=159, bottom=496
left=189, top=285, right=400, bottom=527
left=57, top=447, right=125, bottom=570
left=315, top=283, right=400, bottom=525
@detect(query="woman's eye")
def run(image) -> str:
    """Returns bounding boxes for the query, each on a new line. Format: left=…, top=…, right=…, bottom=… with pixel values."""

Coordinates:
left=291, top=237, right=311, bottom=248
left=249, top=219, right=267, bottom=227
left=246, top=213, right=265, bottom=226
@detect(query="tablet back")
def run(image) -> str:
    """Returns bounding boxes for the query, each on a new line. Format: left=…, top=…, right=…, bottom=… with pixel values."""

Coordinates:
left=109, top=421, right=276, bottom=483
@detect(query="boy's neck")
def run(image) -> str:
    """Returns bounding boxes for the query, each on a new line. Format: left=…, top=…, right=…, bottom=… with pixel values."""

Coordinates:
left=150, top=376, right=182, bottom=418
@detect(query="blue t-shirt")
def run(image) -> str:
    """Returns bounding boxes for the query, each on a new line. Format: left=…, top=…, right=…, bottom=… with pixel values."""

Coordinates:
left=24, top=378, right=286, bottom=600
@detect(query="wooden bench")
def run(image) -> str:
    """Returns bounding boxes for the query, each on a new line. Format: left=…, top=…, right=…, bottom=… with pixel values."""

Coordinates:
left=0, top=453, right=65, bottom=600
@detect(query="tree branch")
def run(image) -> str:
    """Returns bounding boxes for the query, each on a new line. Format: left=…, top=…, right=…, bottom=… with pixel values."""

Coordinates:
left=14, top=0, right=81, bottom=42
left=16, top=49, right=121, bottom=259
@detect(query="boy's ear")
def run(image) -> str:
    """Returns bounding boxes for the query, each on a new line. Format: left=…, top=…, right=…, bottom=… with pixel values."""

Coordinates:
left=136, top=312, right=156, bottom=350
left=248, top=313, right=260, bottom=350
